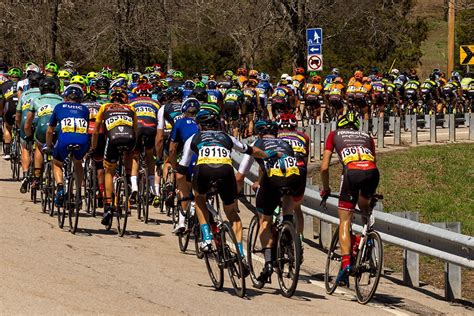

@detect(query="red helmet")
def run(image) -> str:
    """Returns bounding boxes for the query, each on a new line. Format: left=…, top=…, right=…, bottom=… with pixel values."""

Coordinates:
left=102, top=65, right=112, bottom=73
left=237, top=68, right=247, bottom=76
left=277, top=113, right=298, bottom=129
left=248, top=69, right=258, bottom=78
left=354, top=70, right=363, bottom=80
left=153, top=63, right=162, bottom=71
left=311, top=75, right=321, bottom=83
left=295, top=67, right=305, bottom=75
left=362, top=77, right=371, bottom=83
left=109, top=91, right=128, bottom=104
left=135, top=83, right=153, bottom=97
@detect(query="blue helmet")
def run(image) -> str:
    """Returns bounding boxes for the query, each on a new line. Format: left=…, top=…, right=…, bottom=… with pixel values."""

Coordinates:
left=63, top=84, right=84, bottom=102
left=181, top=97, right=200, bottom=113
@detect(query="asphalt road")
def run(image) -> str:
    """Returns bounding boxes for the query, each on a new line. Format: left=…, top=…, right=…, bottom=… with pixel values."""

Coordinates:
left=0, top=158, right=471, bottom=315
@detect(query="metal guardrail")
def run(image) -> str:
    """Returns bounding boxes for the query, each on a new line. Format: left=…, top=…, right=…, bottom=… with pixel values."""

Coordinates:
left=232, top=151, right=474, bottom=300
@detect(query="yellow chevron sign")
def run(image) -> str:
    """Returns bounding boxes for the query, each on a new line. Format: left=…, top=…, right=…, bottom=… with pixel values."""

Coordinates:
left=460, top=45, right=474, bottom=65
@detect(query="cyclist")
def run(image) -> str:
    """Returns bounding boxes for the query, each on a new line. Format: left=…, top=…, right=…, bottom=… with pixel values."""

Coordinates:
left=169, top=97, right=200, bottom=234
left=241, top=79, right=259, bottom=137
left=255, top=73, right=273, bottom=119
left=0, top=61, right=8, bottom=84
left=276, top=113, right=309, bottom=242
left=1, top=67, right=22, bottom=160
left=420, top=74, right=439, bottom=114
left=323, top=68, right=340, bottom=89
left=17, top=71, right=44, bottom=193
left=44, top=85, right=89, bottom=206
left=320, top=113, right=379, bottom=286
left=205, top=80, right=223, bottom=108
left=182, top=80, right=195, bottom=100
left=223, top=80, right=244, bottom=138
left=370, top=76, right=386, bottom=118
left=24, top=78, right=64, bottom=191
left=236, top=119, right=300, bottom=283
left=236, top=68, right=247, bottom=88
left=217, top=70, right=234, bottom=95
left=271, top=77, right=293, bottom=119
left=403, top=75, right=421, bottom=113
left=129, top=84, right=161, bottom=204
left=18, top=63, right=41, bottom=95
left=91, top=91, right=137, bottom=226
left=178, top=110, right=269, bottom=255
left=190, top=81, right=207, bottom=103
left=304, top=75, right=324, bottom=122
left=327, top=77, right=345, bottom=116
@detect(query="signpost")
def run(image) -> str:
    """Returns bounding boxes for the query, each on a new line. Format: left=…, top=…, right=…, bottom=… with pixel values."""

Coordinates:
left=306, top=28, right=323, bottom=72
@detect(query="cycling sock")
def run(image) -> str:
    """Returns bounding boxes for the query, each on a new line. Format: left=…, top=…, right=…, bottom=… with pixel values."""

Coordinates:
left=4, top=144, right=10, bottom=155
left=263, top=248, right=272, bottom=263
left=148, top=175, right=155, bottom=193
left=23, top=171, right=28, bottom=179
left=99, top=184, right=105, bottom=196
left=300, top=233, right=304, bottom=242
left=178, top=211, right=185, bottom=226
left=237, top=242, right=244, bottom=257
left=34, top=168, right=42, bottom=178
left=342, top=254, right=351, bottom=270
left=130, top=176, right=138, bottom=192
left=155, top=183, right=160, bottom=195
left=200, top=224, right=212, bottom=241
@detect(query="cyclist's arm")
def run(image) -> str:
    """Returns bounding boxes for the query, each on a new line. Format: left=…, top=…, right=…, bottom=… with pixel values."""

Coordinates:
left=320, top=131, right=336, bottom=191
left=155, top=106, right=166, bottom=160
left=24, top=106, right=35, bottom=138
left=176, top=136, right=194, bottom=174
left=91, top=105, right=104, bottom=150
left=230, top=136, right=267, bottom=159
left=46, top=109, right=58, bottom=148
left=168, top=123, right=180, bottom=167
left=15, top=98, right=22, bottom=128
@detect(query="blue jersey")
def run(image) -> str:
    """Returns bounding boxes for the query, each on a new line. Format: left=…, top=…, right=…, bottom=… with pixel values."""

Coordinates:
left=170, top=117, right=199, bottom=148
left=206, top=89, right=223, bottom=104
left=182, top=88, right=193, bottom=100
left=49, top=102, right=90, bottom=162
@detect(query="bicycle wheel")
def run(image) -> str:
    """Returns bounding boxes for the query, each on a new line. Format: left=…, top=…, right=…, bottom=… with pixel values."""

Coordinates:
left=325, top=226, right=341, bottom=294
left=49, top=176, right=56, bottom=217
left=178, top=203, right=191, bottom=252
left=246, top=214, right=265, bottom=289
left=115, top=177, right=129, bottom=237
left=67, top=169, right=80, bottom=234
left=137, top=168, right=146, bottom=220
left=41, top=163, right=52, bottom=214
left=355, top=231, right=383, bottom=304
left=203, top=231, right=224, bottom=290
left=194, top=220, right=204, bottom=259
left=57, top=199, right=67, bottom=228
left=276, top=221, right=301, bottom=298
left=142, top=167, right=150, bottom=223
left=221, top=221, right=246, bottom=297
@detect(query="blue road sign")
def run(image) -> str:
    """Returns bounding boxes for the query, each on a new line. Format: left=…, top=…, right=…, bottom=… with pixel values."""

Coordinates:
left=306, top=28, right=323, bottom=45
left=308, top=44, right=322, bottom=55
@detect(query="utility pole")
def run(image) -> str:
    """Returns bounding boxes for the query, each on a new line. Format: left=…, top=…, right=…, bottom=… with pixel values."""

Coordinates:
left=447, top=0, right=455, bottom=78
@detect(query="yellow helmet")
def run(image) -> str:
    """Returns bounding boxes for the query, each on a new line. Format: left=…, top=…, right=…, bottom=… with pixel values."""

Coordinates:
left=70, top=75, right=86, bottom=86
left=117, top=73, right=129, bottom=80
left=58, top=70, right=71, bottom=79
left=87, top=71, right=98, bottom=79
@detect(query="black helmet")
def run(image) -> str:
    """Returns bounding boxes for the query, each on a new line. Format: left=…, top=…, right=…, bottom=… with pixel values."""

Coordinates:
left=207, top=80, right=217, bottom=90
left=95, top=78, right=110, bottom=91
left=191, top=87, right=208, bottom=102
left=337, top=112, right=360, bottom=130
left=254, top=119, right=278, bottom=136
left=39, top=77, right=58, bottom=94
left=28, top=72, right=45, bottom=88
left=195, top=109, right=219, bottom=128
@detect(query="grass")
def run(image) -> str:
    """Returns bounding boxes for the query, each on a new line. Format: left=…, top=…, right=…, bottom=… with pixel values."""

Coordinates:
left=322, top=143, right=474, bottom=235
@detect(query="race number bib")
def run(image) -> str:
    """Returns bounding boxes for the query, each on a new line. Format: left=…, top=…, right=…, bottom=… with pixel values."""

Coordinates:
left=197, top=146, right=231, bottom=165
left=105, top=115, right=133, bottom=131
left=61, top=117, right=88, bottom=134
left=341, top=146, right=375, bottom=165
left=266, top=156, right=300, bottom=177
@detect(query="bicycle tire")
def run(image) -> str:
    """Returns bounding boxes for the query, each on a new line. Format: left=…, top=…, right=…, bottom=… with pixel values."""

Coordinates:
left=67, top=169, right=80, bottom=234
left=49, top=176, right=56, bottom=217
left=142, top=167, right=150, bottom=223
left=221, top=221, right=246, bottom=297
left=115, top=177, right=129, bottom=237
left=137, top=168, right=145, bottom=220
left=246, top=214, right=265, bottom=289
left=276, top=221, right=301, bottom=298
left=178, top=203, right=191, bottom=252
left=57, top=203, right=67, bottom=229
left=355, top=231, right=383, bottom=304
left=194, top=220, right=204, bottom=259
left=325, top=226, right=341, bottom=294
left=203, top=232, right=224, bottom=290
left=41, top=163, right=51, bottom=213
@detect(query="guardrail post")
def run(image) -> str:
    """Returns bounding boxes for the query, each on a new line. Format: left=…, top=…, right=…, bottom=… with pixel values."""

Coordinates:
left=465, top=113, right=470, bottom=127
left=405, top=114, right=411, bottom=131
left=304, top=214, right=314, bottom=239
left=362, top=119, right=369, bottom=134
left=377, top=117, right=384, bottom=148
left=431, top=222, right=462, bottom=301
left=448, top=114, right=456, bottom=142
left=430, top=115, right=437, bottom=143
left=315, top=124, right=322, bottom=160
left=469, top=113, right=474, bottom=141
left=411, top=115, right=418, bottom=145
left=324, top=122, right=332, bottom=141
left=393, top=211, right=420, bottom=287
left=388, top=116, right=394, bottom=132
left=394, top=116, right=401, bottom=145
left=319, top=220, right=332, bottom=250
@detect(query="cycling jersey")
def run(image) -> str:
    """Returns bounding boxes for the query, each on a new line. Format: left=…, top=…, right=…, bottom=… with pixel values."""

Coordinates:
left=328, top=83, right=345, bottom=96
left=223, top=89, right=244, bottom=120
left=255, top=81, right=273, bottom=104
left=17, top=87, right=41, bottom=140
left=217, top=81, right=232, bottom=94
left=49, top=102, right=90, bottom=162
left=29, top=93, right=64, bottom=143
left=371, top=81, right=385, bottom=95
left=182, top=88, right=193, bottom=100
left=130, top=97, right=160, bottom=133
left=157, top=102, right=183, bottom=133
left=461, top=78, right=474, bottom=91
left=1, top=80, right=19, bottom=125
left=170, top=117, right=199, bottom=149
left=277, top=130, right=309, bottom=164
left=242, top=87, right=258, bottom=114
left=305, top=83, right=323, bottom=96
left=82, top=100, right=101, bottom=134
left=404, top=80, right=420, bottom=92
left=206, top=89, right=223, bottom=105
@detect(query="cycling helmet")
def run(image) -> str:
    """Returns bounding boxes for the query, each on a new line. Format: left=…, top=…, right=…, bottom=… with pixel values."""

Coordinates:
left=195, top=109, right=218, bottom=127
left=247, top=79, right=258, bottom=87
left=101, top=71, right=112, bottom=79
left=109, top=91, right=128, bottom=103
left=277, top=113, right=297, bottom=129
left=280, top=77, right=289, bottom=85
left=102, top=65, right=112, bottom=73
left=39, top=77, right=58, bottom=94
left=153, top=63, right=162, bottom=71
left=184, top=80, right=195, bottom=90
left=181, top=97, right=201, bottom=114
left=159, top=79, right=169, bottom=89
left=70, top=75, right=86, bottom=86
left=391, top=68, right=400, bottom=76
left=334, top=77, right=343, bottom=84
left=193, top=81, right=204, bottom=89
left=173, top=71, right=184, bottom=80
left=135, top=83, right=153, bottom=97
left=337, top=112, right=360, bottom=130
left=86, top=71, right=98, bottom=80
left=27, top=72, right=44, bottom=88
left=95, top=78, right=110, bottom=91
left=295, top=67, right=305, bottom=75
left=45, top=62, right=59, bottom=74
left=237, top=68, right=247, bottom=76
left=254, top=119, right=278, bottom=136
left=57, top=70, right=70, bottom=79
left=200, top=103, right=221, bottom=115
left=8, top=68, right=23, bottom=78
left=451, top=71, right=461, bottom=81
left=223, top=70, right=234, bottom=78
left=63, top=84, right=84, bottom=102
left=191, top=87, right=207, bottom=102
left=64, top=60, right=75, bottom=68
left=260, top=73, right=270, bottom=81
left=206, top=80, right=217, bottom=90
left=354, top=70, right=363, bottom=80
left=131, top=72, right=141, bottom=81
left=332, top=68, right=340, bottom=75
left=311, top=75, right=321, bottom=83
left=117, top=73, right=128, bottom=80
left=26, top=64, right=40, bottom=74
left=249, top=69, right=258, bottom=78
left=110, top=78, right=127, bottom=89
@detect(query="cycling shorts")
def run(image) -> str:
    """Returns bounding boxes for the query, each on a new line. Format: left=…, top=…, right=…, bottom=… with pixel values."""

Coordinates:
left=241, top=101, right=255, bottom=115
left=292, top=167, right=307, bottom=202
left=90, top=133, right=106, bottom=161
left=339, top=168, right=380, bottom=211
left=53, top=140, right=89, bottom=163
left=104, top=136, right=135, bottom=164
left=3, top=102, right=17, bottom=126
left=224, top=101, right=240, bottom=121
left=134, top=128, right=156, bottom=152
left=328, top=95, right=343, bottom=109
left=192, top=164, right=237, bottom=206
left=256, top=174, right=300, bottom=216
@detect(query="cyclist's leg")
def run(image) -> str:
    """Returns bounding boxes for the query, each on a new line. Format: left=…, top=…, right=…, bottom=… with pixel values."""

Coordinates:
left=3, top=120, right=12, bottom=158
left=192, top=165, right=212, bottom=246
left=20, top=140, right=30, bottom=176
left=34, top=142, right=44, bottom=179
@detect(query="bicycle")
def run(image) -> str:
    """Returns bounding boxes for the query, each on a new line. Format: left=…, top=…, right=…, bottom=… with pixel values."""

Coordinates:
left=176, top=196, right=203, bottom=259
left=323, top=193, right=384, bottom=304
left=161, top=165, right=177, bottom=224
left=246, top=187, right=302, bottom=298
left=202, top=180, right=246, bottom=297
left=104, top=146, right=130, bottom=237
left=26, top=142, right=38, bottom=204
left=40, top=150, right=55, bottom=216
left=83, top=155, right=98, bottom=217
left=57, top=144, right=82, bottom=234
left=10, top=127, right=21, bottom=181
left=136, top=137, right=152, bottom=223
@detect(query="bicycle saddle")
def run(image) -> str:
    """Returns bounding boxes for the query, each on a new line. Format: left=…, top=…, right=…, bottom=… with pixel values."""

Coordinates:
left=67, top=144, right=81, bottom=151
